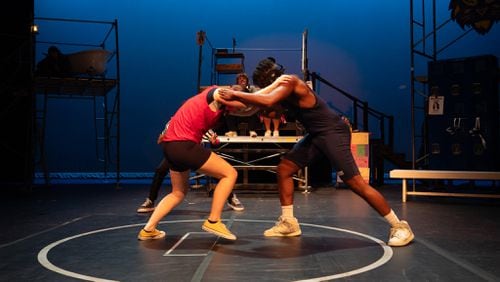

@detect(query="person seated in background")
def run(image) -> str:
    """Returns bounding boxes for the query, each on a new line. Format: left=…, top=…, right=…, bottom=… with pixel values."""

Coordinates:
left=35, top=46, right=71, bottom=77
left=252, top=58, right=286, bottom=137
left=260, top=105, right=286, bottom=137
left=224, top=73, right=261, bottom=137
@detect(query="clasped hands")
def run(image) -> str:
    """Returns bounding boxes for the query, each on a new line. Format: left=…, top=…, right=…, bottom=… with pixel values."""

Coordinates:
left=218, top=74, right=293, bottom=101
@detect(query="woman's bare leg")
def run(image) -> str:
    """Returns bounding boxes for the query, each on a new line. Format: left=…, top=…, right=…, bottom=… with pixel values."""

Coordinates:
left=197, top=152, right=238, bottom=221
left=272, top=118, right=280, bottom=131
left=263, top=117, right=271, bottom=132
left=143, top=170, right=190, bottom=231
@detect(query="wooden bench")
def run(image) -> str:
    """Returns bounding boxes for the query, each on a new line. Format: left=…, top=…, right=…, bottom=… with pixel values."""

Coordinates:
left=389, top=169, right=500, bottom=202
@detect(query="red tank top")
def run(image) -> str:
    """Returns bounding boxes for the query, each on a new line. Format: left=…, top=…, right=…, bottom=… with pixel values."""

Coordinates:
left=162, top=86, right=223, bottom=143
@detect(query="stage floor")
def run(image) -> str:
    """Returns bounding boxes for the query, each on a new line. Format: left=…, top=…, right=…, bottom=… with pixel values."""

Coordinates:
left=1, top=183, right=499, bottom=281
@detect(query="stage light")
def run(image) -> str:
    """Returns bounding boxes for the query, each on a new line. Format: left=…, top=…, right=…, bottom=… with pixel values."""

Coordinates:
left=31, top=24, right=39, bottom=34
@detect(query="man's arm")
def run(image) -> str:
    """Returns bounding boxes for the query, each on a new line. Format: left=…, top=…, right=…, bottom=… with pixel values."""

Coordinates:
left=219, top=75, right=297, bottom=107
left=213, top=88, right=248, bottom=109
left=253, top=75, right=293, bottom=95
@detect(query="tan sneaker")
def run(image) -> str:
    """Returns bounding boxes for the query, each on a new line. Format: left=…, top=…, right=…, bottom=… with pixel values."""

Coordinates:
left=227, top=194, right=245, bottom=211
left=136, top=198, right=155, bottom=213
left=264, top=216, right=302, bottom=237
left=202, top=220, right=237, bottom=240
left=137, top=228, right=166, bottom=241
left=388, top=220, right=414, bottom=247
left=264, top=130, right=272, bottom=137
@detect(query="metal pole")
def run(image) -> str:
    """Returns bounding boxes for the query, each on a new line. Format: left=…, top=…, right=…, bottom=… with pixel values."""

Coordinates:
left=197, top=44, right=202, bottom=92
left=410, top=0, right=416, bottom=169
left=302, top=29, right=309, bottom=81
left=114, top=19, right=121, bottom=187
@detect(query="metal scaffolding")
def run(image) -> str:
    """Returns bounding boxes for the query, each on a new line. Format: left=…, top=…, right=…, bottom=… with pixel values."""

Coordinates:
left=33, top=17, right=121, bottom=186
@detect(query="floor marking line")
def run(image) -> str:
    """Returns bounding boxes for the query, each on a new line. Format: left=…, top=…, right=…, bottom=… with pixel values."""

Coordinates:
left=190, top=216, right=236, bottom=282
left=417, top=237, right=499, bottom=281
left=38, top=218, right=392, bottom=281
left=164, top=232, right=210, bottom=257
left=291, top=222, right=393, bottom=281
left=0, top=216, right=88, bottom=249
left=164, top=232, right=191, bottom=256
left=38, top=222, right=148, bottom=282
left=164, top=254, right=207, bottom=257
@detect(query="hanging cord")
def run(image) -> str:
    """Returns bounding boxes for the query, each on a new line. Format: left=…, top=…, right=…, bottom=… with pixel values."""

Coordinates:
left=469, top=117, right=487, bottom=149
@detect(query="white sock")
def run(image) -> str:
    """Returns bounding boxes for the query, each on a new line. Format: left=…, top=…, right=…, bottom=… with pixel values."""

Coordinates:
left=281, top=205, right=294, bottom=219
left=384, top=209, right=400, bottom=227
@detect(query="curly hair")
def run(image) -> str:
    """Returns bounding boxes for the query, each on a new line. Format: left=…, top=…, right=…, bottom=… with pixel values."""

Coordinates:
left=235, top=72, right=249, bottom=83
left=252, top=57, right=284, bottom=88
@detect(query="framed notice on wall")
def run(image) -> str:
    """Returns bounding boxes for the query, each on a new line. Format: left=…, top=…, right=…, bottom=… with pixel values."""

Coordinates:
left=428, top=96, right=444, bottom=115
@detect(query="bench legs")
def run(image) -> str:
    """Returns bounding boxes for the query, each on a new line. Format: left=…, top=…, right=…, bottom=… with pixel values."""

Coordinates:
left=402, top=179, right=407, bottom=203
left=398, top=178, right=500, bottom=202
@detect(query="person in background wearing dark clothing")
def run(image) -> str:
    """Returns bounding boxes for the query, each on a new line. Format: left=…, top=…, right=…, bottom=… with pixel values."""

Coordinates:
left=35, top=46, right=71, bottom=76
left=137, top=128, right=244, bottom=213
left=137, top=159, right=244, bottom=213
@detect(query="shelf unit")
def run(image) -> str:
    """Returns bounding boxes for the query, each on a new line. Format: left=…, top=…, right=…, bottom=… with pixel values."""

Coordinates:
left=33, top=17, right=121, bottom=186
left=213, top=50, right=245, bottom=85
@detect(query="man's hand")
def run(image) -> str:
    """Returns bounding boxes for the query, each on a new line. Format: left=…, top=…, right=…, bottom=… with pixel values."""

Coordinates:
left=276, top=74, right=294, bottom=85
left=218, top=88, right=237, bottom=101
left=203, top=129, right=220, bottom=145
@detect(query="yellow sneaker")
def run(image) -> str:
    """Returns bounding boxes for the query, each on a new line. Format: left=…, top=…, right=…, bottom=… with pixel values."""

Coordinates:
left=202, top=220, right=237, bottom=240
left=137, top=228, right=166, bottom=241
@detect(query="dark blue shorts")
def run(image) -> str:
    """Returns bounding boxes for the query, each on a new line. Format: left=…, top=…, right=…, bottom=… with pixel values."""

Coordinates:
left=283, top=122, right=360, bottom=181
left=161, top=141, right=211, bottom=172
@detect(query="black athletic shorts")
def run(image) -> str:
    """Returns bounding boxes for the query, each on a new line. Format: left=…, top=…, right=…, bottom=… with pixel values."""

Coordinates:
left=283, top=122, right=360, bottom=181
left=160, top=141, right=211, bottom=172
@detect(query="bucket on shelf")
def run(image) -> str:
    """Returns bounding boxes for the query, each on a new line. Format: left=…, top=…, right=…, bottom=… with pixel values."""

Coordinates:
left=67, top=49, right=111, bottom=76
